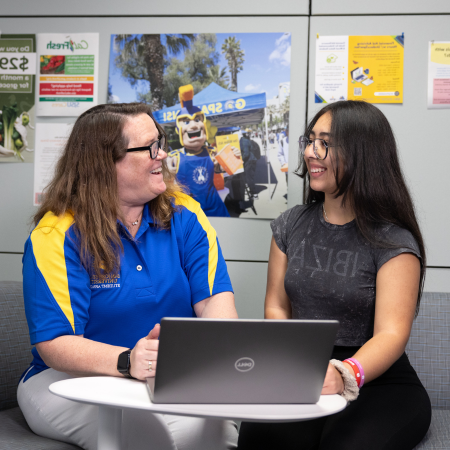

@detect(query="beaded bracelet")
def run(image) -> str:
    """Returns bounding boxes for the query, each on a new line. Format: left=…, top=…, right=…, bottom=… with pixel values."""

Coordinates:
left=344, top=358, right=365, bottom=388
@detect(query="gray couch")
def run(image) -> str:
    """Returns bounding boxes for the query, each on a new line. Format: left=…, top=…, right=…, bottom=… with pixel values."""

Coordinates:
left=0, top=280, right=449, bottom=449
left=0, top=281, right=81, bottom=449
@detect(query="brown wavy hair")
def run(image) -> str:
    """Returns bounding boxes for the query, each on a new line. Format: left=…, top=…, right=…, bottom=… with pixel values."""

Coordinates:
left=33, top=103, right=184, bottom=277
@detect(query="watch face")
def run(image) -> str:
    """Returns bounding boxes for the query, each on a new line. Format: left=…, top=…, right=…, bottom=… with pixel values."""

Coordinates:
left=117, top=350, right=130, bottom=373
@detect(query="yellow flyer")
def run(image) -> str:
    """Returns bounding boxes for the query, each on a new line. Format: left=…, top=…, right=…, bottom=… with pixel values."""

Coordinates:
left=347, top=35, right=404, bottom=103
left=315, top=34, right=404, bottom=104
left=216, top=133, right=240, bottom=151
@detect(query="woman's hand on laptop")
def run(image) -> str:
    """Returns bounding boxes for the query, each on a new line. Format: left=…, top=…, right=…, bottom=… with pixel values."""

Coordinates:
left=129, top=324, right=160, bottom=380
left=321, top=363, right=344, bottom=395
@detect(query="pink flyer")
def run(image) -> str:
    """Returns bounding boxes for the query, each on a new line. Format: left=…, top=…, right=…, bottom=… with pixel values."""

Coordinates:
left=433, top=79, right=450, bottom=105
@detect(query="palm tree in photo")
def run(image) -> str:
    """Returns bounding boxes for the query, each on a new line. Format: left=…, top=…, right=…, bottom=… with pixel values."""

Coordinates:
left=221, top=36, right=245, bottom=92
left=266, top=104, right=278, bottom=127
left=113, top=34, right=195, bottom=110
left=279, top=96, right=290, bottom=126
left=206, top=65, right=230, bottom=89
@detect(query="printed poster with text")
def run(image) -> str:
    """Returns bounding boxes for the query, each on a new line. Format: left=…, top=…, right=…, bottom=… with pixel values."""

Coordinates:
left=428, top=42, right=450, bottom=109
left=0, top=34, right=36, bottom=163
left=315, top=35, right=404, bottom=104
left=34, top=122, right=73, bottom=205
left=37, top=33, right=99, bottom=116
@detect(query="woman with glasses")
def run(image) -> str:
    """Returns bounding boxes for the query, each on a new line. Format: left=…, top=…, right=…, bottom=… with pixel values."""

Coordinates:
left=238, top=101, right=431, bottom=450
left=18, top=103, right=238, bottom=450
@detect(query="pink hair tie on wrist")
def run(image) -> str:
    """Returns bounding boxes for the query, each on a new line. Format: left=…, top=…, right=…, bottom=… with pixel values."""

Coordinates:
left=344, top=358, right=365, bottom=388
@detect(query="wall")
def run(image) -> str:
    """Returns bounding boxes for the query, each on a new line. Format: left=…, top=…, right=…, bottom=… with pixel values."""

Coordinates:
left=1, top=1, right=449, bottom=319
left=0, top=0, right=309, bottom=16
left=307, top=12, right=450, bottom=294
left=312, top=0, right=450, bottom=15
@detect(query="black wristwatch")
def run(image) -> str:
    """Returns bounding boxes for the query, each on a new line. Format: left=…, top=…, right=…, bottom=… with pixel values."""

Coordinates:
left=117, top=349, right=134, bottom=378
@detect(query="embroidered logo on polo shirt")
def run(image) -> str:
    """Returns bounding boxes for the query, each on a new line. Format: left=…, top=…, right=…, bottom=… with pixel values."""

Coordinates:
left=90, top=272, right=120, bottom=289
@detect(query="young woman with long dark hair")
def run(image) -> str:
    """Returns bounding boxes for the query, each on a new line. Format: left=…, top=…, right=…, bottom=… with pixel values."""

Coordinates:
left=238, top=101, right=431, bottom=450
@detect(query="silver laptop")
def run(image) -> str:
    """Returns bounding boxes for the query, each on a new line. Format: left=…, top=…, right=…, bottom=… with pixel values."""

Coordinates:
left=147, top=318, right=339, bottom=404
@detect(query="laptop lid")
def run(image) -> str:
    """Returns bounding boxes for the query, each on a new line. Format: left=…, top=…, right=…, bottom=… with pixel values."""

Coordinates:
left=148, top=318, right=339, bottom=404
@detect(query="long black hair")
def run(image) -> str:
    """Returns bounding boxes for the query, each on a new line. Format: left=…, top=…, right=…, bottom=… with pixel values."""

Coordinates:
left=296, top=100, right=426, bottom=315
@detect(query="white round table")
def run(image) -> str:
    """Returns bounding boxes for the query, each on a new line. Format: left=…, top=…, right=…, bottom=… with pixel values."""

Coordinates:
left=50, top=376, right=347, bottom=450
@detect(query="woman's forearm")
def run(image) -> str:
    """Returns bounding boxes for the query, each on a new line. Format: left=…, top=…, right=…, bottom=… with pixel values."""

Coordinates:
left=36, top=335, right=128, bottom=377
left=345, top=330, right=409, bottom=384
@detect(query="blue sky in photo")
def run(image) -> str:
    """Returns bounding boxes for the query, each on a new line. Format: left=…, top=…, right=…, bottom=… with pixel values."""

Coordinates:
left=108, top=32, right=291, bottom=107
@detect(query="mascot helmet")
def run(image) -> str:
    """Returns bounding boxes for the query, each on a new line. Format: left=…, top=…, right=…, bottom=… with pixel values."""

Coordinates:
left=175, top=85, right=209, bottom=146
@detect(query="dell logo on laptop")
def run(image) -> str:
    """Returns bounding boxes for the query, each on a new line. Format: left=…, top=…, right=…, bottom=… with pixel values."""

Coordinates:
left=235, top=357, right=255, bottom=372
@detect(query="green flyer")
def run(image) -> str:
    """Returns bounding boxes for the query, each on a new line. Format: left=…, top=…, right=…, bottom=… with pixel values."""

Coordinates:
left=0, top=34, right=36, bottom=163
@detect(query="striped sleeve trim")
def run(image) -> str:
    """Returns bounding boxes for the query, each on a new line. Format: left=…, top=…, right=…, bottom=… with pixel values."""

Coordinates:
left=30, top=211, right=76, bottom=333
left=174, top=192, right=218, bottom=296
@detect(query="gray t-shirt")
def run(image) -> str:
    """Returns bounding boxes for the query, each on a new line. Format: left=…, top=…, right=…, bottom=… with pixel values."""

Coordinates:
left=271, top=203, right=421, bottom=346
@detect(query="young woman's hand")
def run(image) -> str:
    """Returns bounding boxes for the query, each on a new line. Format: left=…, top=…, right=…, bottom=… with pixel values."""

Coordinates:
left=321, top=363, right=344, bottom=395
left=129, top=324, right=160, bottom=380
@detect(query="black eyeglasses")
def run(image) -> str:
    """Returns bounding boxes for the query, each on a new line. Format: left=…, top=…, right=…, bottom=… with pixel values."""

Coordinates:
left=126, top=135, right=166, bottom=159
left=299, top=136, right=336, bottom=160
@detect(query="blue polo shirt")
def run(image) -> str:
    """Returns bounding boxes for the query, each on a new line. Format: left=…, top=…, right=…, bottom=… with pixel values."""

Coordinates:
left=22, top=193, right=233, bottom=381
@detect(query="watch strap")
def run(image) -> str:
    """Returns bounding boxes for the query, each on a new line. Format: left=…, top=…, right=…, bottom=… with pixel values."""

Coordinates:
left=117, top=349, right=135, bottom=379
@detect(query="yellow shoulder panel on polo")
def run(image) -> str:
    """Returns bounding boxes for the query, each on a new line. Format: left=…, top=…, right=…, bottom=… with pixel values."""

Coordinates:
left=174, top=192, right=218, bottom=296
left=31, top=211, right=76, bottom=333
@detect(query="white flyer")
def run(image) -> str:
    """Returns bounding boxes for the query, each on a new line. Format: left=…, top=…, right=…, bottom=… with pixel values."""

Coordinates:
left=33, top=122, right=73, bottom=205
left=36, top=33, right=99, bottom=116
left=315, top=36, right=349, bottom=103
left=428, top=41, right=450, bottom=109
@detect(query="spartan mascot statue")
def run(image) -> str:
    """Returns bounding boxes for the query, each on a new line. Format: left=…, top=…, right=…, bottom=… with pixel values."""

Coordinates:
left=167, top=84, right=241, bottom=217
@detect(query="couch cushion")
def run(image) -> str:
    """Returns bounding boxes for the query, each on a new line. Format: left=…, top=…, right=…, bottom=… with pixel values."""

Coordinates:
left=0, top=281, right=33, bottom=411
left=407, top=292, right=450, bottom=410
left=413, top=409, right=450, bottom=449
left=0, top=406, right=81, bottom=449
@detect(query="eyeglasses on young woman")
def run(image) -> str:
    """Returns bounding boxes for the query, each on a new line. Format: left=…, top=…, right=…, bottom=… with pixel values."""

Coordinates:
left=298, top=136, right=337, bottom=160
